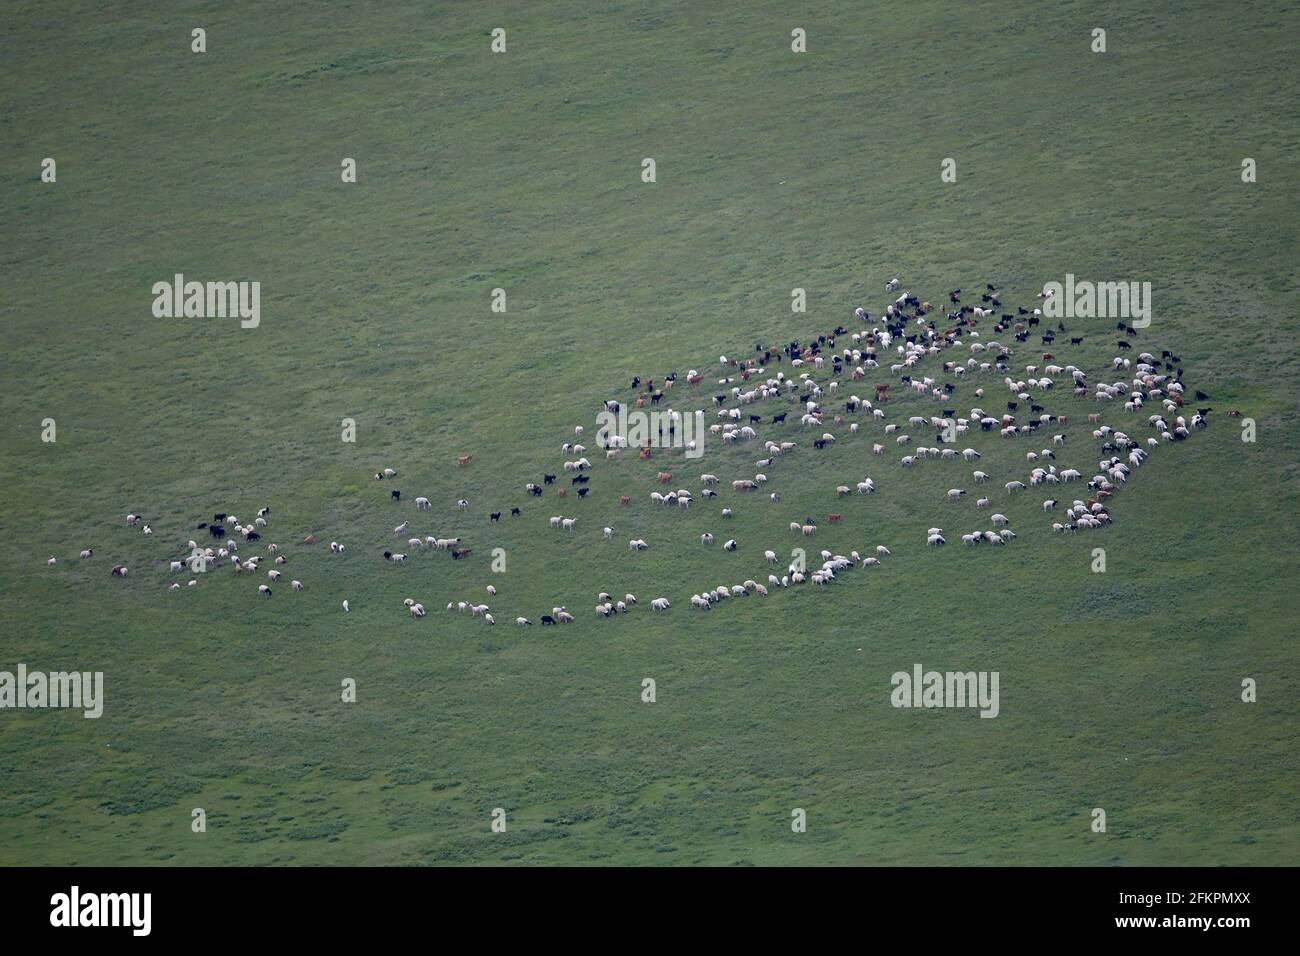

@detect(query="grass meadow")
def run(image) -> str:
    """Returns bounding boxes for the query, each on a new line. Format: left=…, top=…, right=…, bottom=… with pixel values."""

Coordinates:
left=1, top=0, right=1297, bottom=865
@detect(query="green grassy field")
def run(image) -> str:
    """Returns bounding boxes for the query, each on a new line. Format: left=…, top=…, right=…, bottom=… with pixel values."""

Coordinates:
left=1, top=0, right=1297, bottom=865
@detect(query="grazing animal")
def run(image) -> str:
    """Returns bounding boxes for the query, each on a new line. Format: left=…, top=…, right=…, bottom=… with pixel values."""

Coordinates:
left=457, top=455, right=472, bottom=466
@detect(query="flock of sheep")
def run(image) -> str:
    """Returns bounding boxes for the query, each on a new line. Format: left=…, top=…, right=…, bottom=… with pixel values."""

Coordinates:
left=50, top=279, right=1210, bottom=627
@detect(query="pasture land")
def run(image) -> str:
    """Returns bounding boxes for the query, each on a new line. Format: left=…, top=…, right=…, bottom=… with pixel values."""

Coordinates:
left=1, top=0, right=1297, bottom=865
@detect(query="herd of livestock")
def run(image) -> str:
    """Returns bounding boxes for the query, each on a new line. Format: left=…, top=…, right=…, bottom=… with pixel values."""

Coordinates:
left=52, top=280, right=1214, bottom=626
